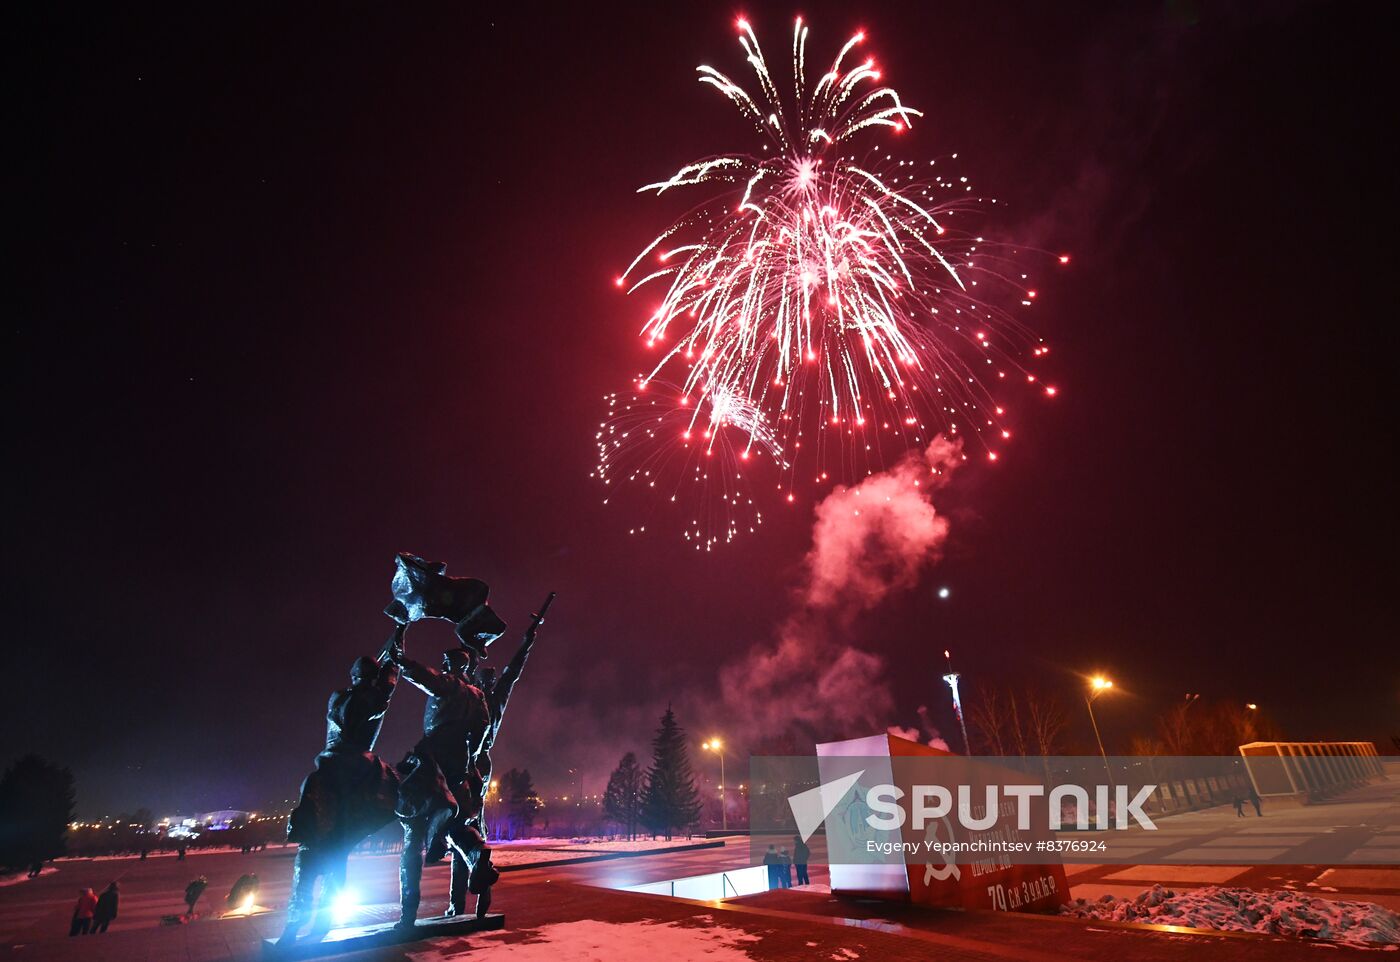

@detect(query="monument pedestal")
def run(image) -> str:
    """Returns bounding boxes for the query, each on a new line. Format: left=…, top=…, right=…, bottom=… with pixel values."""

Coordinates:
left=263, top=913, right=504, bottom=958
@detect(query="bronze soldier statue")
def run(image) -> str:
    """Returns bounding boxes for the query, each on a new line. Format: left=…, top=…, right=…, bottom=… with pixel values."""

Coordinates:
left=277, top=627, right=403, bottom=945
left=474, top=593, right=554, bottom=828
left=392, top=640, right=494, bottom=924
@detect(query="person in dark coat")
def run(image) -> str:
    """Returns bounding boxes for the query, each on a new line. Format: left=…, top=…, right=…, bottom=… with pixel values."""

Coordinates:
left=1232, top=796, right=1245, bottom=817
left=91, top=883, right=119, bottom=933
left=184, top=876, right=208, bottom=917
left=227, top=873, right=260, bottom=911
left=70, top=888, right=97, bottom=936
left=792, top=835, right=811, bottom=886
left=779, top=846, right=793, bottom=888
left=762, top=844, right=779, bottom=890
left=1247, top=785, right=1263, bottom=817
left=467, top=848, right=500, bottom=918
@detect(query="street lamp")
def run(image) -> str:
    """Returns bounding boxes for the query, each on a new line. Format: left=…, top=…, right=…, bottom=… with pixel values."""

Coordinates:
left=1085, top=675, right=1115, bottom=790
left=1246, top=703, right=1258, bottom=711
left=703, top=738, right=727, bottom=831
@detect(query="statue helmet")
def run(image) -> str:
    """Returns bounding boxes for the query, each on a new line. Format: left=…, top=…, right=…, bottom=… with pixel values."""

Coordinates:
left=441, top=647, right=474, bottom=672
left=350, top=656, right=378, bottom=684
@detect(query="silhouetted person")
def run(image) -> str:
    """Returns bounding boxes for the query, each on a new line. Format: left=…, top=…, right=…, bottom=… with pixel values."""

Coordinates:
left=177, top=843, right=187, bottom=860
left=779, top=846, right=793, bottom=888
left=27, top=860, right=43, bottom=878
left=227, top=873, right=259, bottom=911
left=1247, top=785, right=1262, bottom=817
left=184, top=876, right=208, bottom=917
left=1232, top=796, right=1245, bottom=817
left=91, top=883, right=119, bottom=933
left=762, top=844, right=779, bottom=889
left=468, top=847, right=500, bottom=918
left=792, top=836, right=811, bottom=886
left=70, top=888, right=97, bottom=936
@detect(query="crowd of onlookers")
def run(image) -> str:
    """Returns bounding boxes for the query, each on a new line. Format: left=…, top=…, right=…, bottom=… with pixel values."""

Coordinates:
left=67, top=872, right=265, bottom=936
left=762, top=835, right=812, bottom=888
left=68, top=883, right=119, bottom=935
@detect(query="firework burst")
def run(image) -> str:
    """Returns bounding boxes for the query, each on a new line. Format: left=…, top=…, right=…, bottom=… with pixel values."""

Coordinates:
left=598, top=17, right=1063, bottom=548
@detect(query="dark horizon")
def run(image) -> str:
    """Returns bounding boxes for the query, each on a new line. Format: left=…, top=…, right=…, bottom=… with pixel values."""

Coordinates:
left=10, top=2, right=1396, bottom=817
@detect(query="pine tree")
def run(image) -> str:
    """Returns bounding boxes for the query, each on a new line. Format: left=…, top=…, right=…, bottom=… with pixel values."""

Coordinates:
left=499, top=768, right=542, bottom=840
left=0, top=755, right=75, bottom=870
left=603, top=752, right=643, bottom=840
left=641, top=707, right=703, bottom=840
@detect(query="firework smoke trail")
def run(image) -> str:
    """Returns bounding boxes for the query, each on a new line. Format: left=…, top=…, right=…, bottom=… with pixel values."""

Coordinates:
left=598, top=18, right=1064, bottom=547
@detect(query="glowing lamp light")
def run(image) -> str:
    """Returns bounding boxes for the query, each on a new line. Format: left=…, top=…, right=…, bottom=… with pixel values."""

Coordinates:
left=1090, top=676, right=1113, bottom=692
left=332, top=888, right=358, bottom=925
left=937, top=586, right=950, bottom=599
left=1246, top=703, right=1258, bottom=711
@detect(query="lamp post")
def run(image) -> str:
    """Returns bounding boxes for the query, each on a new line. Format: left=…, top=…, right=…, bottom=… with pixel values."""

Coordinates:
left=1085, top=675, right=1115, bottom=789
left=703, top=738, right=727, bottom=830
left=485, top=779, right=499, bottom=839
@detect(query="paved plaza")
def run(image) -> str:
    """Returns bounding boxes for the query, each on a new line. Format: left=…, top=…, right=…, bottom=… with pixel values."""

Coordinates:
left=4, top=773, right=1396, bottom=961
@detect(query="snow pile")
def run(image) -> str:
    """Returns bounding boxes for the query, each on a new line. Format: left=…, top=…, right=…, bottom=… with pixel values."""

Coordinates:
left=1062, top=884, right=1400, bottom=945
left=0, top=866, right=56, bottom=887
left=406, top=916, right=762, bottom=961
left=543, top=838, right=713, bottom=853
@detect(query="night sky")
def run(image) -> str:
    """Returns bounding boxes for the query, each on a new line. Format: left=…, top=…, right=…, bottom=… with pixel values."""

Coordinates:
left=11, top=2, right=1396, bottom=816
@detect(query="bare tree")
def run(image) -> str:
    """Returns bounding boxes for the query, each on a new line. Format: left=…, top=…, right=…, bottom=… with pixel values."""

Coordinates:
left=968, top=685, right=1009, bottom=756
left=1129, top=734, right=1165, bottom=756
left=1023, top=687, right=1069, bottom=755
left=1157, top=700, right=1197, bottom=754
left=968, top=682, right=1067, bottom=757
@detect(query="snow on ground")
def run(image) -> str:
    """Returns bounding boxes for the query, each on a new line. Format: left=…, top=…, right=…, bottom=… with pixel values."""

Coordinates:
left=57, top=845, right=252, bottom=862
left=405, top=915, right=763, bottom=961
left=488, top=837, right=715, bottom=866
left=1062, top=884, right=1400, bottom=945
left=0, top=867, right=57, bottom=887
left=494, top=837, right=714, bottom=852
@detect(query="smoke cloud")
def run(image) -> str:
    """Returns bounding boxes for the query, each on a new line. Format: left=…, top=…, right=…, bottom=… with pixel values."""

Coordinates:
left=887, top=705, right=951, bottom=752
left=493, top=436, right=965, bottom=791
left=718, top=436, right=964, bottom=747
